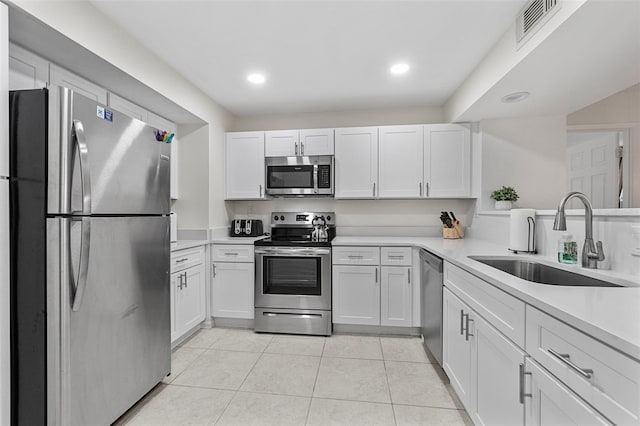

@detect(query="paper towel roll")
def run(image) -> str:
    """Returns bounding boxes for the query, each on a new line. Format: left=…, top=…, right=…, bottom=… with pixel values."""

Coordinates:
left=509, top=209, right=536, bottom=252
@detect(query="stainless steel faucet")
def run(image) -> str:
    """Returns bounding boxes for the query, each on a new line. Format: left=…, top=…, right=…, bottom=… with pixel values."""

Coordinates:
left=552, top=191, right=605, bottom=269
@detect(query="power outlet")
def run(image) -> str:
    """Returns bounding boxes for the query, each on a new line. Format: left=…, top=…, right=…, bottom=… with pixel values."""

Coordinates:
left=246, top=204, right=255, bottom=216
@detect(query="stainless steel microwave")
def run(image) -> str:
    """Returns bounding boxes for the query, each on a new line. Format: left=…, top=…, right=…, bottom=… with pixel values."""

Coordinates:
left=265, top=156, right=334, bottom=196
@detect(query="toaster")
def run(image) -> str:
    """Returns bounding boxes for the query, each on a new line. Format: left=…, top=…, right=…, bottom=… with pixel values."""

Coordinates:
left=230, top=219, right=264, bottom=237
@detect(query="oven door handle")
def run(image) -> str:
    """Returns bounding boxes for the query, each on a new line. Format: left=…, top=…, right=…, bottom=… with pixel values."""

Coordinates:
left=255, top=247, right=331, bottom=256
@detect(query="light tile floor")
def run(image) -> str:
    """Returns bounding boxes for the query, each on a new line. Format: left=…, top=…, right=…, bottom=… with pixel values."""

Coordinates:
left=115, top=328, right=472, bottom=426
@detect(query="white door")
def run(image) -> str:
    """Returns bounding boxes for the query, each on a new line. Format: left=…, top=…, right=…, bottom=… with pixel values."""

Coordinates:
left=265, top=129, right=297, bottom=156
left=567, top=131, right=620, bottom=209
left=380, top=266, right=412, bottom=326
left=300, top=128, right=334, bottom=155
left=108, top=93, right=149, bottom=122
left=332, top=265, right=380, bottom=325
left=181, top=265, right=206, bottom=332
left=525, top=358, right=611, bottom=425
left=225, top=132, right=265, bottom=199
left=424, top=124, right=471, bottom=197
left=212, top=262, right=255, bottom=319
left=443, top=287, right=472, bottom=410
left=49, top=64, right=108, bottom=104
left=378, top=125, right=423, bottom=198
left=470, top=313, right=526, bottom=426
left=8, top=43, right=48, bottom=91
left=335, top=127, right=378, bottom=198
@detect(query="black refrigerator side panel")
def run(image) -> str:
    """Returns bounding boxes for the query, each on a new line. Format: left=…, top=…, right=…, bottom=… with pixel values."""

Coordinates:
left=9, top=89, right=49, bottom=425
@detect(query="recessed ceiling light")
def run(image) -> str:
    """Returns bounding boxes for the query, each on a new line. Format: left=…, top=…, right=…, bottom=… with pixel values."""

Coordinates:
left=390, top=63, right=410, bottom=75
left=501, top=92, right=530, bottom=103
left=247, top=73, right=266, bottom=85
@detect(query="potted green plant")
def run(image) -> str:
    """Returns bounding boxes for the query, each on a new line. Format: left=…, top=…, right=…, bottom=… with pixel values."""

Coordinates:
left=490, top=186, right=519, bottom=209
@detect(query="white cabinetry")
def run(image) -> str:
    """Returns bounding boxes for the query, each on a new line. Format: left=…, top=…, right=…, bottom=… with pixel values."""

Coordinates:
left=332, top=246, right=413, bottom=328
left=211, top=244, right=255, bottom=319
left=8, top=43, right=48, bottom=90
left=108, top=93, right=149, bottom=123
left=171, top=246, right=206, bottom=345
left=148, top=112, right=179, bottom=200
left=49, top=64, right=108, bottom=104
left=378, top=125, right=423, bottom=198
left=265, top=128, right=334, bottom=157
left=225, top=132, right=265, bottom=200
left=423, top=124, right=471, bottom=197
left=334, top=127, right=378, bottom=198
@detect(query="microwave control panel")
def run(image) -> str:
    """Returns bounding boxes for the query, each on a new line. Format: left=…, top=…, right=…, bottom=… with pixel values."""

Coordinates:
left=318, top=165, right=331, bottom=188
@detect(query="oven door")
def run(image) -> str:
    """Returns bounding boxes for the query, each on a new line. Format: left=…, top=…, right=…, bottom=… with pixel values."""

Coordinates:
left=255, top=247, right=331, bottom=310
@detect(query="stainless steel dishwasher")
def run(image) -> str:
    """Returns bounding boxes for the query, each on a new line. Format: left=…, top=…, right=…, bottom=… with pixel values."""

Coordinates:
left=419, top=249, right=443, bottom=365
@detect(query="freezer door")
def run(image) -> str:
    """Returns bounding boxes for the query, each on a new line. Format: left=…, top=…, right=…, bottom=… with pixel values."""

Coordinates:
left=49, top=87, right=171, bottom=215
left=47, top=216, right=170, bottom=426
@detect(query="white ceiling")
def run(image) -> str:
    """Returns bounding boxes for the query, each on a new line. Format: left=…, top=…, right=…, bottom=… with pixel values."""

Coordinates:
left=89, top=0, right=529, bottom=117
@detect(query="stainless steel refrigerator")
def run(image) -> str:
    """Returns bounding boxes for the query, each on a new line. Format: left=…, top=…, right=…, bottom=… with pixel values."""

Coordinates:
left=9, top=87, right=171, bottom=425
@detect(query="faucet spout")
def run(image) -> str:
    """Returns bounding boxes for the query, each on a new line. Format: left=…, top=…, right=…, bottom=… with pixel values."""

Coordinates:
left=552, top=192, right=604, bottom=269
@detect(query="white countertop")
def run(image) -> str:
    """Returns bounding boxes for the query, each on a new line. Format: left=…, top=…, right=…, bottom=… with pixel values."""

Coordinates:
left=170, top=240, right=208, bottom=252
left=210, top=235, right=268, bottom=245
left=333, top=236, right=640, bottom=361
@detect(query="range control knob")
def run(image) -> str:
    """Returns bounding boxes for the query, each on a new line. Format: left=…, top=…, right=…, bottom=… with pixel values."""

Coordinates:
left=274, top=216, right=279, bottom=221
left=280, top=215, right=285, bottom=221
left=326, top=215, right=332, bottom=221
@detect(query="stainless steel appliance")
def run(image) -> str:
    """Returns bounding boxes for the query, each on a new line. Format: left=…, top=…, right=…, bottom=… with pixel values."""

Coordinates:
left=9, top=87, right=171, bottom=425
left=254, top=212, right=335, bottom=335
left=419, top=249, right=443, bottom=365
left=265, top=156, right=334, bottom=196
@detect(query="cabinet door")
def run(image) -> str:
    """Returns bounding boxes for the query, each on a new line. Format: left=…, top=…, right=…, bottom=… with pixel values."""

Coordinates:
left=380, top=266, right=412, bottom=327
left=148, top=112, right=178, bottom=199
left=8, top=43, right=48, bottom=90
left=299, top=128, right=334, bottom=155
left=378, top=125, right=423, bottom=198
left=225, top=132, right=265, bottom=199
left=211, top=262, right=254, bottom=319
left=525, top=358, right=611, bottom=425
left=471, top=313, right=526, bottom=426
left=423, top=124, right=471, bottom=197
left=334, top=127, right=378, bottom=198
left=49, top=64, right=108, bottom=104
left=265, top=130, right=297, bottom=157
left=332, top=265, right=380, bottom=325
left=108, top=93, right=149, bottom=122
left=176, top=265, right=206, bottom=337
left=443, top=287, right=472, bottom=410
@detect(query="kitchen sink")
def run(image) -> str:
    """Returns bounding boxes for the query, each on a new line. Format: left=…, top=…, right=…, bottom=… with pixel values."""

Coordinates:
left=468, top=256, right=623, bottom=287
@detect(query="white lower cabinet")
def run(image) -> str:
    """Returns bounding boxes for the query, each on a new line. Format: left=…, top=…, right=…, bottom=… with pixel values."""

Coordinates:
left=332, top=265, right=380, bottom=325
left=525, top=358, right=611, bottom=425
left=171, top=247, right=206, bottom=345
left=443, top=286, right=525, bottom=425
left=211, top=244, right=254, bottom=319
left=380, top=266, right=412, bottom=326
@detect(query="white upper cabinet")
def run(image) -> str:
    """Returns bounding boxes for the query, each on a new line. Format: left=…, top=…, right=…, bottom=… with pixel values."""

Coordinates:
left=334, top=127, right=378, bottom=198
left=265, top=128, right=334, bottom=156
left=148, top=112, right=179, bottom=200
left=108, top=93, right=149, bottom=123
left=49, top=64, right=108, bottom=104
left=378, top=125, right=424, bottom=198
left=225, top=131, right=266, bottom=200
left=423, top=124, right=471, bottom=197
left=8, top=43, right=48, bottom=90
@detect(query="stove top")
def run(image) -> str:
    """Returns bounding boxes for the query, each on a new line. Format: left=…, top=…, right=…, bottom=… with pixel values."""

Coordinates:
left=255, top=211, right=336, bottom=247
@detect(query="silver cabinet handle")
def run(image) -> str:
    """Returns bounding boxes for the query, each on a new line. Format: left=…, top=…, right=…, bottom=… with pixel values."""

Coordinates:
left=419, top=182, right=423, bottom=197
left=72, top=120, right=92, bottom=215
left=301, top=142, right=304, bottom=155
left=347, top=255, right=363, bottom=259
left=259, top=184, right=263, bottom=198
left=407, top=268, right=411, bottom=284
left=465, top=316, right=474, bottom=341
left=294, top=141, right=298, bottom=155
left=373, top=182, right=376, bottom=197
left=177, top=272, right=183, bottom=289
left=71, top=217, right=91, bottom=311
left=224, top=252, right=239, bottom=256
left=183, top=272, right=188, bottom=288
left=175, top=258, right=188, bottom=263
left=426, top=182, right=430, bottom=197
left=460, top=310, right=465, bottom=335
left=375, top=267, right=378, bottom=283
left=212, top=264, right=216, bottom=278
left=548, top=348, right=594, bottom=379
left=519, top=363, right=532, bottom=404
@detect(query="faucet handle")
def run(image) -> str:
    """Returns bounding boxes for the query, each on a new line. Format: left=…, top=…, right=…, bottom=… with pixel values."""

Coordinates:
left=595, top=241, right=605, bottom=261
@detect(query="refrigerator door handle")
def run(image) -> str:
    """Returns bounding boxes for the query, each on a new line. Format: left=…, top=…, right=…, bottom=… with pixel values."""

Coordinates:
left=71, top=217, right=91, bottom=311
left=72, top=120, right=92, bottom=215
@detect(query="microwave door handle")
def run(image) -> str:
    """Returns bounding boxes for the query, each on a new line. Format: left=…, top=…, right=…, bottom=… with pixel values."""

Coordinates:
left=313, top=164, right=319, bottom=194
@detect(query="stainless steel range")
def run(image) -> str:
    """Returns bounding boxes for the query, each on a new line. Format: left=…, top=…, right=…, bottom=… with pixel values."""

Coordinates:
left=254, top=212, right=335, bottom=336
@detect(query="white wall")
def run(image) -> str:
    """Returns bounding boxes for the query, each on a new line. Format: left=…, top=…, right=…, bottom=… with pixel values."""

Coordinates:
left=173, top=124, right=209, bottom=228
left=480, top=115, right=567, bottom=210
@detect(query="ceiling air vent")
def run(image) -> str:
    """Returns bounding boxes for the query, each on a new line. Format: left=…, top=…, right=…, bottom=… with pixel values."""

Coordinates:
left=516, top=0, right=559, bottom=43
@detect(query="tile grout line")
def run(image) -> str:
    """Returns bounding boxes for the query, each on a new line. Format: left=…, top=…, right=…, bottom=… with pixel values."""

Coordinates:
left=304, top=337, right=327, bottom=425
left=380, top=336, right=398, bottom=426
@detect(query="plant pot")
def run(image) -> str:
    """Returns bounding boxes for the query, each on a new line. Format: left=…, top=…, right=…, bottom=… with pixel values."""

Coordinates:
left=494, top=200, right=514, bottom=210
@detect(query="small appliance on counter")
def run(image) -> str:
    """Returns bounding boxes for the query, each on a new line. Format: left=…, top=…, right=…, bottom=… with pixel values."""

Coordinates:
left=230, top=219, right=264, bottom=237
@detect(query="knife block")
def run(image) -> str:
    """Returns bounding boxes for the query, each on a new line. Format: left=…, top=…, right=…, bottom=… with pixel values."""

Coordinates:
left=443, top=221, right=464, bottom=239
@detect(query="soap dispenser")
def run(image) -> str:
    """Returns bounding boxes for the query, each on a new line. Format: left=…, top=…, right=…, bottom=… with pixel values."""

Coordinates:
left=558, top=234, right=578, bottom=264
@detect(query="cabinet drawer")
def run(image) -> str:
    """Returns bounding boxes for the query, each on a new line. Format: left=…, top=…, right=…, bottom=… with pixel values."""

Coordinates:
left=526, top=306, right=639, bottom=425
left=380, top=247, right=412, bottom=266
left=211, top=244, right=254, bottom=262
left=171, top=246, right=204, bottom=273
left=444, top=262, right=525, bottom=348
left=332, top=246, right=380, bottom=265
